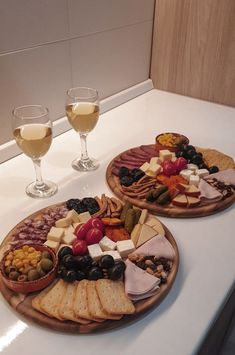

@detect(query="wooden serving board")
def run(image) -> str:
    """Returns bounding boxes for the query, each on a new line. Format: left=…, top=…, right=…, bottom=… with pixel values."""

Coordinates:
left=106, top=145, right=235, bottom=218
left=0, top=203, right=179, bottom=333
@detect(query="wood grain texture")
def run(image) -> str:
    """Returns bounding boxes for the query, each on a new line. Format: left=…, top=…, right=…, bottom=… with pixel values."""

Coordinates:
left=106, top=145, right=235, bottom=218
left=0, top=203, right=179, bottom=333
left=150, top=0, right=235, bottom=107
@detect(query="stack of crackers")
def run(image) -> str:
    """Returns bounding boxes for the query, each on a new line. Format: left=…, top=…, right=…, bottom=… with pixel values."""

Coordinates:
left=32, top=279, right=135, bottom=323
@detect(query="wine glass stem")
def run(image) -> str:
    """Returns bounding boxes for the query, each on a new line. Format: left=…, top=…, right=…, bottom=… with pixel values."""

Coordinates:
left=80, top=134, right=89, bottom=161
left=32, top=159, right=45, bottom=188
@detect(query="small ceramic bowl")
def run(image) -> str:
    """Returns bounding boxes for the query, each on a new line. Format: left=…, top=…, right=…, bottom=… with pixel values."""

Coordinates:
left=155, top=132, right=189, bottom=152
left=0, top=244, right=58, bottom=294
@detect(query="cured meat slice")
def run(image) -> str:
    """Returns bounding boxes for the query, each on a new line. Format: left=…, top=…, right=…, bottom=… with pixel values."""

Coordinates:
left=120, top=152, right=147, bottom=164
left=130, top=147, right=150, bottom=159
left=140, top=145, right=157, bottom=156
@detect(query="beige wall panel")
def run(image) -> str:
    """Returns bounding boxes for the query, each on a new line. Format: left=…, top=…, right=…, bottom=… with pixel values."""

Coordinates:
left=151, top=0, right=235, bottom=107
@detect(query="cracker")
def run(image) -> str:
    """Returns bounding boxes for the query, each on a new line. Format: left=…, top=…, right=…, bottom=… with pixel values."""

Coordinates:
left=73, top=280, right=103, bottom=322
left=39, top=279, right=67, bottom=320
left=31, top=280, right=58, bottom=315
left=96, top=279, right=135, bottom=315
left=58, top=282, right=90, bottom=324
left=87, top=281, right=122, bottom=320
left=196, top=147, right=235, bottom=171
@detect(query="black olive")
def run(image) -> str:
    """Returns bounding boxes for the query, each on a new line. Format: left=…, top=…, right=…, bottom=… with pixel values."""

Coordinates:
left=58, top=246, right=73, bottom=260
left=176, top=150, right=188, bottom=159
left=108, top=265, right=123, bottom=280
left=74, top=255, right=91, bottom=270
left=187, top=149, right=197, bottom=159
left=209, top=166, right=219, bottom=174
left=120, top=176, right=134, bottom=187
left=57, top=266, right=66, bottom=277
left=131, top=169, right=145, bottom=182
left=186, top=145, right=196, bottom=152
left=180, top=144, right=189, bottom=152
left=61, top=254, right=76, bottom=269
left=99, top=255, right=115, bottom=269
left=115, top=260, right=126, bottom=272
left=76, top=270, right=86, bottom=281
left=62, top=270, right=77, bottom=282
left=198, top=163, right=209, bottom=170
left=118, top=166, right=130, bottom=179
left=191, top=154, right=203, bottom=165
left=88, top=267, right=103, bottom=280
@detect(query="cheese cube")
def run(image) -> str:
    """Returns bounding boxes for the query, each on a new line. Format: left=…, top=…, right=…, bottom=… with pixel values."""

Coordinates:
left=88, top=244, right=103, bottom=261
left=99, top=236, right=116, bottom=251
left=145, top=170, right=157, bottom=177
left=55, top=217, right=72, bottom=228
left=196, top=169, right=209, bottom=178
left=179, top=169, right=194, bottom=181
left=116, top=240, right=135, bottom=258
left=44, top=239, right=60, bottom=252
left=62, top=232, right=76, bottom=245
left=150, top=157, right=162, bottom=165
left=147, top=161, right=161, bottom=176
left=189, top=174, right=200, bottom=187
left=78, top=211, right=91, bottom=223
left=187, top=163, right=198, bottom=172
left=47, top=227, right=64, bottom=243
left=64, top=225, right=75, bottom=235
left=73, top=222, right=83, bottom=229
left=171, top=156, right=177, bottom=162
left=159, top=150, right=172, bottom=161
left=139, top=162, right=150, bottom=172
left=66, top=209, right=81, bottom=223
left=102, top=250, right=122, bottom=261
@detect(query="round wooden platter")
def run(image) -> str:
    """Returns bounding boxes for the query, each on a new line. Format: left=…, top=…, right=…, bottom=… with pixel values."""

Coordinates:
left=0, top=203, right=179, bottom=334
left=106, top=145, right=235, bottom=218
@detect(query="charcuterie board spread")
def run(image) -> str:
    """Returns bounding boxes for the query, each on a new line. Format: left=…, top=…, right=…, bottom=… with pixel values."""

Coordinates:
left=106, top=133, right=235, bottom=217
left=0, top=195, right=178, bottom=333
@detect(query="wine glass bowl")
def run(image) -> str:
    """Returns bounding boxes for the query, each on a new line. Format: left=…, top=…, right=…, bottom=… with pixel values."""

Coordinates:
left=12, top=105, right=57, bottom=198
left=65, top=87, right=100, bottom=171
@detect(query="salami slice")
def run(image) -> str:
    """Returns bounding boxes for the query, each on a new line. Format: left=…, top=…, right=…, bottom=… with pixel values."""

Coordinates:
left=140, top=145, right=157, bottom=156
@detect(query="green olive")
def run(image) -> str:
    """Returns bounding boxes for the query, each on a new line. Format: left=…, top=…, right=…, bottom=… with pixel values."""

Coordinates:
left=9, top=271, right=20, bottom=281
left=41, top=251, right=52, bottom=260
left=40, top=258, right=53, bottom=272
left=18, top=274, right=28, bottom=282
left=27, top=269, right=40, bottom=281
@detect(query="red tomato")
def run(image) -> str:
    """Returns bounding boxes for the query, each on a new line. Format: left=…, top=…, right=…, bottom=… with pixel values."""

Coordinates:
left=162, top=161, right=177, bottom=176
left=85, top=228, right=103, bottom=245
left=75, top=223, right=90, bottom=240
left=174, top=157, right=187, bottom=173
left=86, top=218, right=104, bottom=233
left=72, top=239, right=87, bottom=255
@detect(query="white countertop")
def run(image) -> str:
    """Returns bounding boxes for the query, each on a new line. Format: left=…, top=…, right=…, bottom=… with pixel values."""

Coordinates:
left=0, top=89, right=235, bottom=355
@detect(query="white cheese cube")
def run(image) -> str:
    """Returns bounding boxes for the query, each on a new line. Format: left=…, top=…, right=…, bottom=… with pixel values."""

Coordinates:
left=73, top=222, right=83, bottom=229
left=102, top=250, right=122, bottom=261
left=187, top=163, right=198, bottom=172
left=116, top=240, right=135, bottom=258
left=150, top=157, right=162, bottom=165
left=196, top=169, right=209, bottom=178
left=47, top=227, right=64, bottom=243
left=62, top=232, right=76, bottom=245
left=179, top=169, right=194, bottom=181
left=66, top=209, right=81, bottom=223
left=147, top=162, right=161, bottom=176
left=171, top=156, right=177, bottom=162
left=88, top=244, right=103, bottom=261
left=159, top=150, right=172, bottom=161
left=145, top=170, right=157, bottom=177
left=44, top=239, right=60, bottom=252
left=99, top=236, right=116, bottom=251
left=189, top=174, right=200, bottom=187
left=78, top=211, right=91, bottom=223
left=64, top=225, right=75, bottom=235
left=55, top=217, right=72, bottom=228
left=139, top=162, right=150, bottom=173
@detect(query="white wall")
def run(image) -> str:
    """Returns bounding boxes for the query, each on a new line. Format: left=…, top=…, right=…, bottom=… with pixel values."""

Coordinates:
left=0, top=0, right=154, bottom=145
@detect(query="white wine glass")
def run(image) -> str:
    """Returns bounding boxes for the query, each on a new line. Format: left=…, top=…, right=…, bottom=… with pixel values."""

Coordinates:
left=12, top=105, right=58, bottom=198
left=65, top=87, right=100, bottom=171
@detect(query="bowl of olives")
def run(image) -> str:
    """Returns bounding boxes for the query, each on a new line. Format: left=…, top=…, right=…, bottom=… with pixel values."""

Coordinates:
left=0, top=244, right=58, bottom=293
left=155, top=133, right=189, bottom=152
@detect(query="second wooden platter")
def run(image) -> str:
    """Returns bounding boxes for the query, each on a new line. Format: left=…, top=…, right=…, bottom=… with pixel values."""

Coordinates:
left=106, top=145, right=235, bottom=218
left=0, top=202, right=179, bottom=333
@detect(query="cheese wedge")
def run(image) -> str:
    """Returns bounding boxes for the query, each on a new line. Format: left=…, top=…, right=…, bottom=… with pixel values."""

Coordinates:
left=138, top=209, right=148, bottom=224
left=172, top=194, right=188, bottom=207
left=145, top=217, right=158, bottom=227
left=136, top=224, right=157, bottom=248
left=152, top=221, right=165, bottom=236
left=186, top=196, right=200, bottom=207
left=131, top=223, right=142, bottom=246
left=185, top=184, right=200, bottom=197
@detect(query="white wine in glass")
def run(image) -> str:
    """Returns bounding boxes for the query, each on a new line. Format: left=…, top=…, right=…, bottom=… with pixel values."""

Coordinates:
left=65, top=87, right=100, bottom=171
left=12, top=105, right=57, bottom=198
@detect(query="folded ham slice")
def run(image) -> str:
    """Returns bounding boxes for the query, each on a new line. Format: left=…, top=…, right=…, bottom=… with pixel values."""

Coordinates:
left=124, top=259, right=160, bottom=301
left=199, top=179, right=222, bottom=202
left=205, top=169, right=235, bottom=185
left=134, top=235, right=175, bottom=260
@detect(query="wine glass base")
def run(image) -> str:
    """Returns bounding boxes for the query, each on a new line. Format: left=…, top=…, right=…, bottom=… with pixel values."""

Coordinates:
left=72, top=157, right=99, bottom=171
left=26, top=180, right=58, bottom=198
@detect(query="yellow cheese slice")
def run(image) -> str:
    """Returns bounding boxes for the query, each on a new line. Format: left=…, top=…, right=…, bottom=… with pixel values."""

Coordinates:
left=136, top=224, right=157, bottom=248
left=152, top=221, right=165, bottom=236
left=131, top=223, right=142, bottom=246
left=138, top=209, right=148, bottom=224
